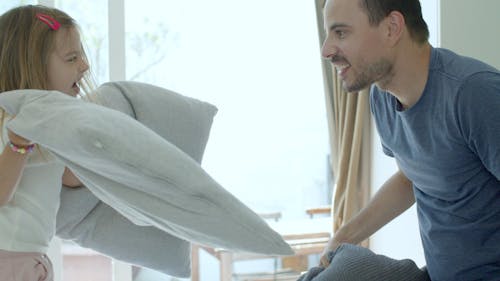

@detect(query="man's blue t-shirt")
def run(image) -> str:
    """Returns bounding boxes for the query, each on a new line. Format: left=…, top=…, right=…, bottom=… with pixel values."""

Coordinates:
left=370, top=47, right=500, bottom=280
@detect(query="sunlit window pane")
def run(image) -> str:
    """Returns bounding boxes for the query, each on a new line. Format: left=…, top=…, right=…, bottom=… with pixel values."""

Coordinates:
left=0, top=0, right=36, bottom=13
left=124, top=0, right=181, bottom=88
left=124, top=0, right=329, bottom=220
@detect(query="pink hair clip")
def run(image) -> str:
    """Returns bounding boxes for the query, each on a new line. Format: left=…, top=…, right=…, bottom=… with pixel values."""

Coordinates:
left=36, top=13, right=60, bottom=31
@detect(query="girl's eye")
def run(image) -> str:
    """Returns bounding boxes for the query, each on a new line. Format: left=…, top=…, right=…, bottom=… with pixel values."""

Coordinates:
left=67, top=56, right=78, bottom=62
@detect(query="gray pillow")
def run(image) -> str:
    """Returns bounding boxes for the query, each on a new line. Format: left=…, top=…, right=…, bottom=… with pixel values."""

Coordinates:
left=299, top=244, right=430, bottom=281
left=55, top=81, right=216, bottom=277
left=0, top=89, right=293, bottom=259
left=57, top=186, right=191, bottom=277
left=93, top=81, right=216, bottom=163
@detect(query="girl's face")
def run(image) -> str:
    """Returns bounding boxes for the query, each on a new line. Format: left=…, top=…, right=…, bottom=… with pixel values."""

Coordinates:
left=46, top=27, right=89, bottom=97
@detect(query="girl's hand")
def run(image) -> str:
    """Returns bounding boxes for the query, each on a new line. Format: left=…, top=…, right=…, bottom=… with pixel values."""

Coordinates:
left=62, top=167, right=83, bottom=188
left=7, top=129, right=32, bottom=146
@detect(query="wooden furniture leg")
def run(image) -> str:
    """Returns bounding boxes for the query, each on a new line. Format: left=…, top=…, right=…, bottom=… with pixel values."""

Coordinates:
left=191, top=245, right=200, bottom=281
left=218, top=251, right=233, bottom=281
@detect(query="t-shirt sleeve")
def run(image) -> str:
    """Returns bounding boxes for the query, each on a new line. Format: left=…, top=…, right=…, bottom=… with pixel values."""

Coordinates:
left=456, top=71, right=500, bottom=180
left=370, top=85, right=395, bottom=158
left=381, top=143, right=394, bottom=157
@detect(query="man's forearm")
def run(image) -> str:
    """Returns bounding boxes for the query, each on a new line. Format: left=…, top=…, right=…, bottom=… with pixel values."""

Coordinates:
left=334, top=169, right=415, bottom=245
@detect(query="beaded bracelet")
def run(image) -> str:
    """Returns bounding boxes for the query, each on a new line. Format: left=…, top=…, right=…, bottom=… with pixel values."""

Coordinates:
left=8, top=141, right=35, bottom=154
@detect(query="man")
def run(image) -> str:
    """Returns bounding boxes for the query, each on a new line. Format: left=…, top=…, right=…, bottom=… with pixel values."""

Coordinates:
left=320, top=0, right=500, bottom=280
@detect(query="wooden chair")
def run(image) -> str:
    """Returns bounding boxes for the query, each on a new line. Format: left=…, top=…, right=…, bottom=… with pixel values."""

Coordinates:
left=191, top=209, right=332, bottom=281
left=305, top=205, right=331, bottom=218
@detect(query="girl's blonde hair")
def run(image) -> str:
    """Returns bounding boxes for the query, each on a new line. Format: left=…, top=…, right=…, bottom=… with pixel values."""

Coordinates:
left=0, top=5, right=96, bottom=143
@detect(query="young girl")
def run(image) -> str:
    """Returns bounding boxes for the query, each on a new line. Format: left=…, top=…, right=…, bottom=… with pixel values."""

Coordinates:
left=0, top=5, right=94, bottom=281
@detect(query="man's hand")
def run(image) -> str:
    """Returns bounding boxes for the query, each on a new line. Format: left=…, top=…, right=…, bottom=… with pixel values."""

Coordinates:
left=319, top=237, right=341, bottom=267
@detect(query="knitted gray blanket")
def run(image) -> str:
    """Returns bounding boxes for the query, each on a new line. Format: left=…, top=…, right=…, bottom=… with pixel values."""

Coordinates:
left=298, top=244, right=430, bottom=281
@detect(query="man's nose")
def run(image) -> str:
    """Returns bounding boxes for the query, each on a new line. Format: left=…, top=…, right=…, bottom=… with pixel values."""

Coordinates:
left=321, top=37, right=337, bottom=60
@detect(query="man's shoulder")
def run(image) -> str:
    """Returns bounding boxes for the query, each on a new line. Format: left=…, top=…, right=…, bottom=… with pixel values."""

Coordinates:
left=432, top=47, right=499, bottom=82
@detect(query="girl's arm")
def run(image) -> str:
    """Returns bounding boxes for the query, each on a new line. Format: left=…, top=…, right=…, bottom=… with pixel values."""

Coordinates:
left=62, top=167, right=83, bottom=188
left=0, top=131, right=31, bottom=206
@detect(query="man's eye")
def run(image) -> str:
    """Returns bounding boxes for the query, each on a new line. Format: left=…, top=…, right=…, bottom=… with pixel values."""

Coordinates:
left=67, top=56, right=77, bottom=62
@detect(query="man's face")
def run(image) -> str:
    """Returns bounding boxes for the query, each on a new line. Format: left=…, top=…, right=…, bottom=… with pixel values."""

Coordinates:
left=321, top=0, right=393, bottom=92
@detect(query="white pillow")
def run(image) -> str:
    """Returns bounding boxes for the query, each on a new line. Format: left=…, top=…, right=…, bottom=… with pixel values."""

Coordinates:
left=93, top=81, right=217, bottom=163
left=0, top=89, right=293, bottom=256
left=56, top=81, right=216, bottom=277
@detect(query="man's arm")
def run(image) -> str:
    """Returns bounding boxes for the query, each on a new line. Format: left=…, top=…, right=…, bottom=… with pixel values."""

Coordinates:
left=320, top=169, right=415, bottom=266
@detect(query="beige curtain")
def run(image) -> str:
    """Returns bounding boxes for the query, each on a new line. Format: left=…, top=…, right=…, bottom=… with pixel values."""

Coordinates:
left=314, top=0, right=372, bottom=236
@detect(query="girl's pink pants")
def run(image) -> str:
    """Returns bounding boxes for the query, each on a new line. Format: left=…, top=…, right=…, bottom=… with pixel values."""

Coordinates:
left=0, top=249, right=53, bottom=281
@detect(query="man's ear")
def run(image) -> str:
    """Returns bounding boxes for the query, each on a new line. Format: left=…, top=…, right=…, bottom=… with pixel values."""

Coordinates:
left=385, top=11, right=405, bottom=46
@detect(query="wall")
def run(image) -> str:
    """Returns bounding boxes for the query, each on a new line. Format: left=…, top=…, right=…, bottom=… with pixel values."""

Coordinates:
left=369, top=0, right=500, bottom=267
left=440, top=0, right=500, bottom=69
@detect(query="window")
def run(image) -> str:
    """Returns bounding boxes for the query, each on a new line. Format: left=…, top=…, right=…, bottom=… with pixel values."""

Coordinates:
left=123, top=3, right=329, bottom=276
left=124, top=0, right=329, bottom=220
left=0, top=0, right=35, bottom=12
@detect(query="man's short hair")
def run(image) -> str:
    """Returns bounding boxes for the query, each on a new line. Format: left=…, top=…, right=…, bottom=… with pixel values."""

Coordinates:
left=358, top=0, right=429, bottom=43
